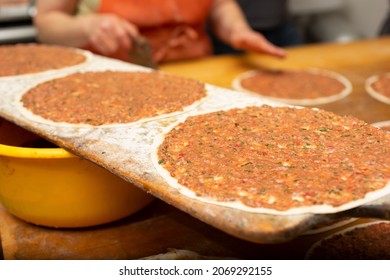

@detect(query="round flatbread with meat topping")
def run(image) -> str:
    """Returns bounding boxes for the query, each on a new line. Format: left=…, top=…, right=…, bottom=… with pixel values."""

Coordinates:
left=365, top=73, right=390, bottom=105
left=0, top=44, right=91, bottom=78
left=372, top=120, right=390, bottom=133
left=232, top=69, right=352, bottom=106
left=18, top=70, right=207, bottom=127
left=306, top=221, right=390, bottom=259
left=152, top=105, right=390, bottom=215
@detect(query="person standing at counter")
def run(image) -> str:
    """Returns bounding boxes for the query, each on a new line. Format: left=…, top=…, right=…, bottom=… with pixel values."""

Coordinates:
left=210, top=0, right=303, bottom=54
left=33, top=0, right=286, bottom=65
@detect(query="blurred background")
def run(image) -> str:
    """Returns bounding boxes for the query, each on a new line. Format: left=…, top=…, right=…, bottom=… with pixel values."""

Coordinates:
left=0, top=0, right=388, bottom=46
left=289, top=0, right=389, bottom=43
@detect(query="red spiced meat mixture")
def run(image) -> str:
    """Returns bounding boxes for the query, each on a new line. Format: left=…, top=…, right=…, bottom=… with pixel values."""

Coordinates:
left=372, top=74, right=390, bottom=98
left=21, top=71, right=206, bottom=125
left=158, top=105, right=390, bottom=212
left=239, top=70, right=346, bottom=100
left=0, top=44, right=87, bottom=77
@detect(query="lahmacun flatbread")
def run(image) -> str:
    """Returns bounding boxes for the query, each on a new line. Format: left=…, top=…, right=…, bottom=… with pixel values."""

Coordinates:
left=0, top=44, right=91, bottom=78
left=232, top=69, right=352, bottom=106
left=305, top=221, right=390, bottom=259
left=18, top=70, right=207, bottom=127
left=152, top=105, right=390, bottom=215
left=365, top=73, right=390, bottom=105
left=372, top=120, right=390, bottom=133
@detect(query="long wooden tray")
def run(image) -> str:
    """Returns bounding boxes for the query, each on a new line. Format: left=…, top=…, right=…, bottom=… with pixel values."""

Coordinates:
left=0, top=48, right=389, bottom=244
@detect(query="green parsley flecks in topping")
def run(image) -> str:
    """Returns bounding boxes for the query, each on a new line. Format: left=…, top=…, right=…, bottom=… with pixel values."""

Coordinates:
left=158, top=105, right=390, bottom=211
left=21, top=71, right=206, bottom=125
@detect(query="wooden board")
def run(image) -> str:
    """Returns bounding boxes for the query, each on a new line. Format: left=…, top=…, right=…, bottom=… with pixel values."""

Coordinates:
left=1, top=38, right=390, bottom=246
left=1, top=201, right=376, bottom=260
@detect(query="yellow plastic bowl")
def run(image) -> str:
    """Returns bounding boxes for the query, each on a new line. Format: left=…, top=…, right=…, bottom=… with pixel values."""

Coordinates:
left=0, top=118, right=154, bottom=228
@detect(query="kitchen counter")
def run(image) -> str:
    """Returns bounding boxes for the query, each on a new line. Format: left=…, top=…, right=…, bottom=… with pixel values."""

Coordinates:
left=160, top=36, right=390, bottom=124
left=1, top=37, right=390, bottom=259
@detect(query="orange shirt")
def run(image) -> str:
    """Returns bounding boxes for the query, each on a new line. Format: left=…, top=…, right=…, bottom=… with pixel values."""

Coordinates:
left=82, top=0, right=213, bottom=63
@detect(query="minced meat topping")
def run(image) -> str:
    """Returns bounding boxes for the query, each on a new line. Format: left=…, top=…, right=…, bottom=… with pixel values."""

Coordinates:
left=308, top=222, right=390, bottom=259
left=372, top=74, right=390, bottom=98
left=240, top=70, right=346, bottom=99
left=21, top=71, right=206, bottom=125
left=158, top=105, right=390, bottom=211
left=0, top=44, right=86, bottom=77
left=381, top=125, right=390, bottom=132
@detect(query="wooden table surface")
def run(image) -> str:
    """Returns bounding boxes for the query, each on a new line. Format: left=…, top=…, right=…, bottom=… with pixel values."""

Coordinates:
left=1, top=37, right=390, bottom=260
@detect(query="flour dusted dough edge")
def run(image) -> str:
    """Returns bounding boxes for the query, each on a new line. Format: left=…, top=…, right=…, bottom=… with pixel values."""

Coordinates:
left=365, top=73, right=390, bottom=105
left=151, top=105, right=390, bottom=216
left=232, top=68, right=353, bottom=106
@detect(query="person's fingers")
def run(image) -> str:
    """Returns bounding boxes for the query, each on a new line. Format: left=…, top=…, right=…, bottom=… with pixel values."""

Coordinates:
left=232, top=31, right=286, bottom=59
left=108, top=18, right=139, bottom=51
left=168, top=27, right=198, bottom=47
left=90, top=20, right=119, bottom=54
left=184, top=27, right=198, bottom=40
left=153, top=46, right=167, bottom=62
left=250, top=33, right=286, bottom=58
left=88, top=15, right=141, bottom=54
left=122, top=20, right=140, bottom=39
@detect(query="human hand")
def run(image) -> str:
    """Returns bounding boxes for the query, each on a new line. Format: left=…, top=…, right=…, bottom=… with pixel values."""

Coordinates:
left=84, top=13, right=140, bottom=56
left=229, top=29, right=286, bottom=58
left=153, top=26, right=199, bottom=62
